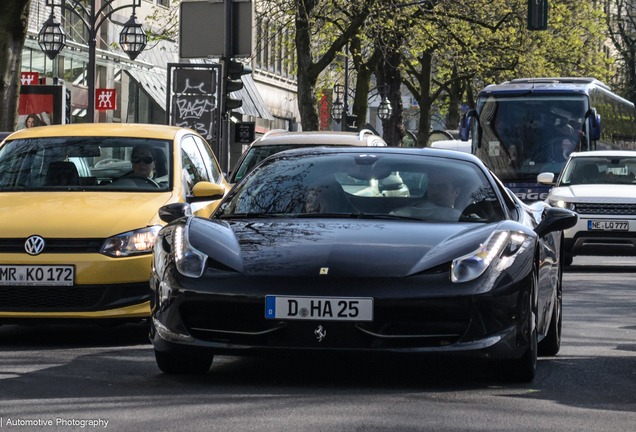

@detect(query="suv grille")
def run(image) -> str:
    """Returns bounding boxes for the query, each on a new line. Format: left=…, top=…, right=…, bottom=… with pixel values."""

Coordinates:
left=575, top=203, right=636, bottom=216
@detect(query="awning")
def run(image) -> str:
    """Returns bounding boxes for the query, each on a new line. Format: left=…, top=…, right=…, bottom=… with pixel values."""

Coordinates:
left=236, top=74, right=274, bottom=120
left=125, top=68, right=168, bottom=111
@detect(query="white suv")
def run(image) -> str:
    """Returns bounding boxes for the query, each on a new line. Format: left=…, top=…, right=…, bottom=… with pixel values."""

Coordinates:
left=538, top=150, right=636, bottom=265
left=228, top=129, right=387, bottom=184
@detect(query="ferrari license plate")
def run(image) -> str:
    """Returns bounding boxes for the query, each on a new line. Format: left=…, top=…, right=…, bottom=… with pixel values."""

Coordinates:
left=588, top=220, right=629, bottom=231
left=0, top=265, right=74, bottom=286
left=265, top=296, right=373, bottom=321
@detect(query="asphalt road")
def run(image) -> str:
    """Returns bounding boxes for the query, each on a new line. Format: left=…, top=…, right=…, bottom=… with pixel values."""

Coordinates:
left=0, top=256, right=635, bottom=431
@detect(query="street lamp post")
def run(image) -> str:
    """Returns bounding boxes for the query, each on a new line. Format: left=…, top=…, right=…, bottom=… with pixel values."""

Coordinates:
left=330, top=84, right=344, bottom=123
left=38, top=0, right=147, bottom=123
left=377, top=84, right=393, bottom=121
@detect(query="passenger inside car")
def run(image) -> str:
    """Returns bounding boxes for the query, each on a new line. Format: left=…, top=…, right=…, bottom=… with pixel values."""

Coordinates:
left=304, top=179, right=357, bottom=214
left=390, top=170, right=462, bottom=221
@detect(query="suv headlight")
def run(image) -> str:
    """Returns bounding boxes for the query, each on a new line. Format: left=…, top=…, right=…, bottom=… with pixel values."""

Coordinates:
left=549, top=199, right=576, bottom=211
left=174, top=223, right=208, bottom=278
left=101, top=226, right=161, bottom=257
left=451, top=231, right=527, bottom=283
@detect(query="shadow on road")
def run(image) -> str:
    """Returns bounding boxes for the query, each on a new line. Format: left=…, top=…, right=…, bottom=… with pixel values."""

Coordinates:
left=0, top=323, right=150, bottom=349
left=565, top=264, right=636, bottom=273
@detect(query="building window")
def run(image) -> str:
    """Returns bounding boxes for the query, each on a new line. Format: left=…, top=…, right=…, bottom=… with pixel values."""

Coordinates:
left=263, top=21, right=269, bottom=71
left=157, top=0, right=169, bottom=6
left=255, top=17, right=262, bottom=68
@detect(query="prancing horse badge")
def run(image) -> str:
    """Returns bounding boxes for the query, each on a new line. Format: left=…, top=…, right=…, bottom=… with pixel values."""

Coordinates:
left=314, top=325, right=326, bottom=342
left=320, top=267, right=329, bottom=275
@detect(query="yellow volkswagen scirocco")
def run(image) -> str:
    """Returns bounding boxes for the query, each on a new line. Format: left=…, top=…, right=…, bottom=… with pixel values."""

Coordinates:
left=0, top=123, right=229, bottom=324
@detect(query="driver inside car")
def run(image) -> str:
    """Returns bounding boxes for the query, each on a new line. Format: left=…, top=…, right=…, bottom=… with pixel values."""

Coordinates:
left=113, top=143, right=164, bottom=188
left=130, top=144, right=156, bottom=178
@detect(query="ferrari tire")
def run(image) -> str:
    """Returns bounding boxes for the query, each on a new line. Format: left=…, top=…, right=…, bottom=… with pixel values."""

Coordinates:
left=539, top=263, right=563, bottom=356
left=154, top=348, right=214, bottom=375
left=501, top=272, right=538, bottom=383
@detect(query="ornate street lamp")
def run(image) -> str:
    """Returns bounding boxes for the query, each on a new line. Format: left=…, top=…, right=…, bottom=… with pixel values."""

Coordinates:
left=38, top=0, right=145, bottom=123
left=119, top=12, right=147, bottom=61
left=331, top=84, right=344, bottom=124
left=38, top=11, right=67, bottom=60
left=377, top=85, right=393, bottom=121
left=378, top=98, right=393, bottom=120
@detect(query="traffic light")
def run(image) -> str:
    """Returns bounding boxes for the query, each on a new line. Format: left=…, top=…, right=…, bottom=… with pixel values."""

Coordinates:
left=223, top=59, right=253, bottom=113
left=527, top=0, right=548, bottom=31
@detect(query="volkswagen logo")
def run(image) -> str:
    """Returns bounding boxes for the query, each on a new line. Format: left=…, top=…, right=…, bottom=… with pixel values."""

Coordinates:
left=25, top=236, right=45, bottom=255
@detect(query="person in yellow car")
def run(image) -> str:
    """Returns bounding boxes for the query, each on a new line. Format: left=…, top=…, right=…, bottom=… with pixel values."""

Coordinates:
left=0, top=124, right=229, bottom=325
left=130, top=144, right=157, bottom=178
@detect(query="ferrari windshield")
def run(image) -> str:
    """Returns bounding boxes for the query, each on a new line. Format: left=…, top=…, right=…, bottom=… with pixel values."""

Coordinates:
left=219, top=152, right=506, bottom=223
left=475, top=95, right=588, bottom=182
left=0, top=137, right=172, bottom=191
left=559, top=156, right=636, bottom=186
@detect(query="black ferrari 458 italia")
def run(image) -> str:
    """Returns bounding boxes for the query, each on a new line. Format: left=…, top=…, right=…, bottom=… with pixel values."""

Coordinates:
left=150, top=147, right=577, bottom=382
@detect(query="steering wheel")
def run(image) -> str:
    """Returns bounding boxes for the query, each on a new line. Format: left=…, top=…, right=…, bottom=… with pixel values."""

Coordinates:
left=115, top=174, right=160, bottom=188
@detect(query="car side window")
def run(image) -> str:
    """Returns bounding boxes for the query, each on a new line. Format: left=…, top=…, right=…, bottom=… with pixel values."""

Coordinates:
left=192, top=135, right=222, bottom=183
left=181, top=136, right=210, bottom=193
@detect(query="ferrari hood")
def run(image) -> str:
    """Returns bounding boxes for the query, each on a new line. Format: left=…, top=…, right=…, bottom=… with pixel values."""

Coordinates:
left=190, top=218, right=499, bottom=278
left=552, top=185, right=636, bottom=201
left=0, top=191, right=173, bottom=238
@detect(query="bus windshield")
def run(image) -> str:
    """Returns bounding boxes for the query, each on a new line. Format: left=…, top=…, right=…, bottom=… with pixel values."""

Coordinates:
left=474, top=95, right=588, bottom=182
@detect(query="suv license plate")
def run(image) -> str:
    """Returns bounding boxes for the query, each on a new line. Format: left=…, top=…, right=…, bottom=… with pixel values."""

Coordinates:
left=266, top=296, right=373, bottom=321
left=588, top=220, right=629, bottom=231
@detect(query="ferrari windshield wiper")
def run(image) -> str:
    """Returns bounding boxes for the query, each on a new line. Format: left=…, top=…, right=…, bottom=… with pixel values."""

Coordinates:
left=352, top=213, right=422, bottom=221
left=294, top=213, right=358, bottom=219
left=218, top=212, right=288, bottom=219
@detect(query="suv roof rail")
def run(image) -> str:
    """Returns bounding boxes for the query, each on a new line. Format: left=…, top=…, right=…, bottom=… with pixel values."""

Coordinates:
left=261, top=129, right=288, bottom=140
left=508, top=77, right=610, bottom=90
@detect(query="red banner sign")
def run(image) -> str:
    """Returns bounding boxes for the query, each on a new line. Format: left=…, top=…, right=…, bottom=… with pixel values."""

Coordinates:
left=21, top=72, right=39, bottom=86
left=95, top=89, right=116, bottom=111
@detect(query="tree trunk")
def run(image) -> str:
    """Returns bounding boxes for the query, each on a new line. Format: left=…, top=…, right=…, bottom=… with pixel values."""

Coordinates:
left=293, top=0, right=375, bottom=131
left=350, top=35, right=383, bottom=128
left=626, top=55, right=636, bottom=107
left=416, top=52, right=433, bottom=147
left=446, top=73, right=465, bottom=130
left=376, top=48, right=405, bottom=147
left=294, top=1, right=320, bottom=131
left=0, top=0, right=30, bottom=132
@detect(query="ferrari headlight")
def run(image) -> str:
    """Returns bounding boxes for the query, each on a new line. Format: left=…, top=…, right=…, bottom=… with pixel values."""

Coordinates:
left=451, top=231, right=512, bottom=283
left=101, top=226, right=161, bottom=257
left=549, top=199, right=576, bottom=211
left=174, top=224, right=208, bottom=278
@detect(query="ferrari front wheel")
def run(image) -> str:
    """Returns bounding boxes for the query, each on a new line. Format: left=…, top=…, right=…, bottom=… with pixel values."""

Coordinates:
left=501, top=271, right=538, bottom=383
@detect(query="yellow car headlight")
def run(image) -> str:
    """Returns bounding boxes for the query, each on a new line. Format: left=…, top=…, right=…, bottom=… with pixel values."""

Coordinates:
left=101, top=226, right=161, bottom=257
